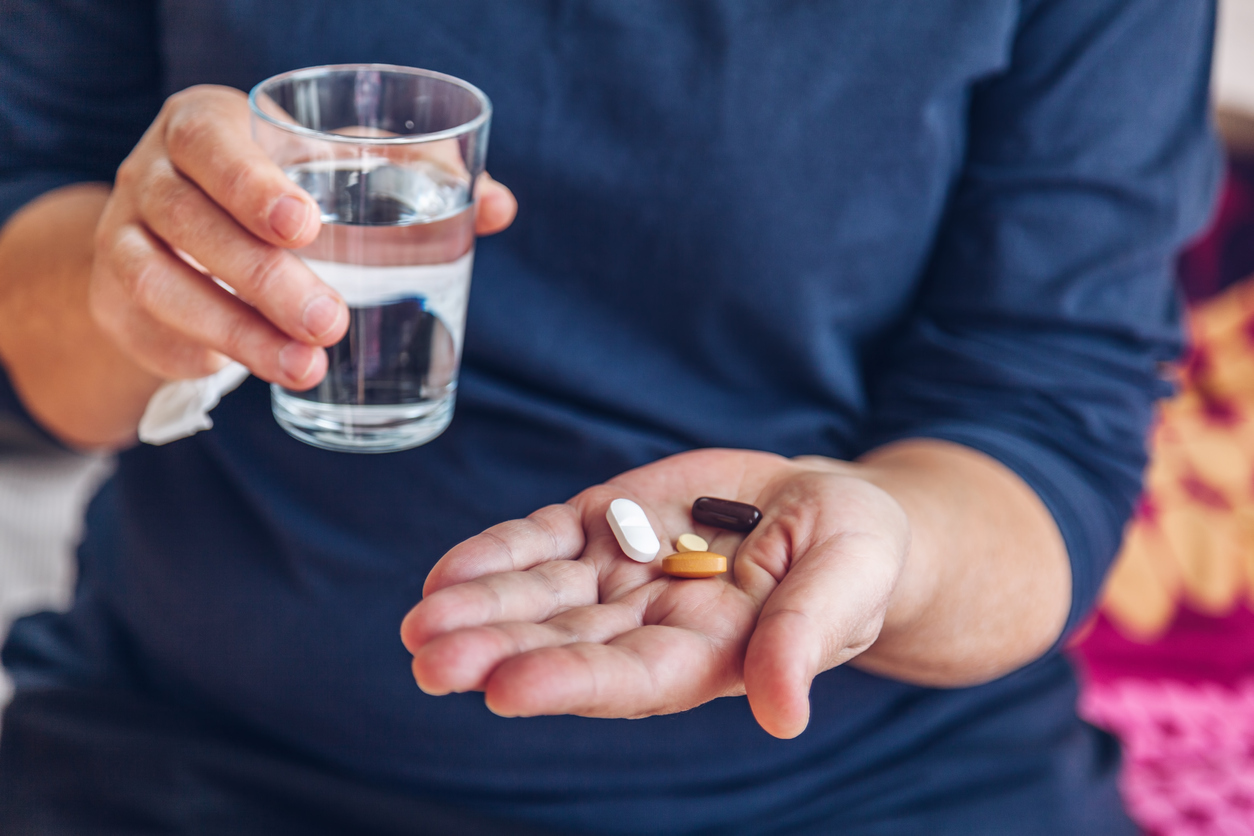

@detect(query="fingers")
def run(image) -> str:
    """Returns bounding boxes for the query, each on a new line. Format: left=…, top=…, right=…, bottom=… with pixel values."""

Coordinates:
left=94, top=83, right=518, bottom=397
left=386, top=138, right=512, bottom=236
left=403, top=455, right=912, bottom=734
left=159, top=86, right=322, bottom=248
left=423, top=503, right=586, bottom=595
left=89, top=259, right=235, bottom=381
left=408, top=594, right=646, bottom=695
left=402, top=558, right=600, bottom=652
left=484, top=625, right=741, bottom=719
left=415, top=579, right=757, bottom=717
left=135, top=158, right=347, bottom=346
left=92, top=84, right=338, bottom=386
left=95, top=221, right=327, bottom=388
left=474, top=173, right=516, bottom=236
left=165, top=86, right=515, bottom=243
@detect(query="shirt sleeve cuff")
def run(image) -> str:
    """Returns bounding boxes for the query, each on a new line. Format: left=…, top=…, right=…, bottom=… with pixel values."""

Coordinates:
left=0, top=364, right=67, bottom=453
left=864, top=422, right=1130, bottom=643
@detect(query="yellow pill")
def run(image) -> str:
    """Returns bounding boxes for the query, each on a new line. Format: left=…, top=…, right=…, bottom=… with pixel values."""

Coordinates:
left=661, top=551, right=727, bottom=579
left=675, top=533, right=709, bottom=553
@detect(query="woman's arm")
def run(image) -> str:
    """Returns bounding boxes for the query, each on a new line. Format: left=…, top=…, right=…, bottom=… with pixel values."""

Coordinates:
left=402, top=441, right=1069, bottom=740
left=0, top=184, right=159, bottom=450
left=401, top=0, right=1221, bottom=739
left=0, top=89, right=516, bottom=452
left=849, top=440, right=1069, bottom=687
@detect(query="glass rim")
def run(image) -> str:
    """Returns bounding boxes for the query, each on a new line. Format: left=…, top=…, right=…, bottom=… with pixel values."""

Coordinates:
left=248, top=63, right=492, bottom=146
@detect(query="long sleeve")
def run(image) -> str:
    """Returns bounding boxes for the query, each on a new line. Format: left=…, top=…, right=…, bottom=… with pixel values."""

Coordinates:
left=0, top=0, right=162, bottom=438
left=0, top=0, right=162, bottom=227
left=863, top=0, right=1223, bottom=635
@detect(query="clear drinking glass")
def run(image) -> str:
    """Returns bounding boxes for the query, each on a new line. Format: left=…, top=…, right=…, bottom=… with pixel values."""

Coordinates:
left=249, top=64, right=491, bottom=453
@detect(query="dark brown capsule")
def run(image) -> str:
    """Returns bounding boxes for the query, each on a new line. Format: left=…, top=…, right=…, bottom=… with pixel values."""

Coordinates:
left=692, top=497, right=762, bottom=533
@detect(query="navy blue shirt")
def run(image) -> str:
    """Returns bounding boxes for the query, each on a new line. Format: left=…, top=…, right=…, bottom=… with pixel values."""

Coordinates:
left=0, top=1, right=1220, bottom=833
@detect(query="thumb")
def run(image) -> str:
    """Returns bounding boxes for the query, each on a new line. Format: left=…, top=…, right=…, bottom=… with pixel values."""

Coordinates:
left=742, top=528, right=902, bottom=739
left=474, top=172, right=516, bottom=236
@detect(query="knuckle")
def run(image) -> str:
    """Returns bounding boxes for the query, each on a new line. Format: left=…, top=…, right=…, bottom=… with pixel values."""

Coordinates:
left=184, top=348, right=228, bottom=378
left=217, top=310, right=259, bottom=358
left=92, top=216, right=118, bottom=256
left=110, top=234, right=166, bottom=309
left=480, top=528, right=517, bottom=564
left=216, top=156, right=262, bottom=212
left=184, top=83, right=233, bottom=102
left=86, top=273, right=125, bottom=337
left=153, top=345, right=222, bottom=381
left=132, top=161, right=181, bottom=219
left=529, top=506, right=577, bottom=551
left=104, top=230, right=142, bottom=285
left=153, top=174, right=199, bottom=232
left=127, top=258, right=169, bottom=310
left=243, top=247, right=289, bottom=297
left=164, top=109, right=215, bottom=160
left=114, top=154, right=142, bottom=192
left=162, top=85, right=219, bottom=119
left=162, top=87, right=194, bottom=113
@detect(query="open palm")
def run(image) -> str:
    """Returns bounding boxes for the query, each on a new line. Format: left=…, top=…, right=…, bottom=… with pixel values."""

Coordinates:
left=400, top=448, right=908, bottom=738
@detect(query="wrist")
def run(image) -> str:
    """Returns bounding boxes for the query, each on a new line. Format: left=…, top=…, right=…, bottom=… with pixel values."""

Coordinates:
left=787, top=452, right=929, bottom=638
left=846, top=439, right=1070, bottom=686
left=0, top=183, right=159, bottom=450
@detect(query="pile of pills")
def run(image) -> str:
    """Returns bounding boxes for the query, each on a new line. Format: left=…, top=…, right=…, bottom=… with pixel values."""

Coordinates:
left=605, top=496, right=762, bottom=579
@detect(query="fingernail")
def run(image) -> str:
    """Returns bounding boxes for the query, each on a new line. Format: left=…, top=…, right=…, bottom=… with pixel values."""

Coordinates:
left=278, top=342, right=316, bottom=384
left=302, top=294, right=344, bottom=341
left=269, top=195, right=313, bottom=243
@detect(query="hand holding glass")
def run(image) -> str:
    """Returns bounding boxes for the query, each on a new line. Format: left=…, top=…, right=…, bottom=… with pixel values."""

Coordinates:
left=250, top=64, right=492, bottom=452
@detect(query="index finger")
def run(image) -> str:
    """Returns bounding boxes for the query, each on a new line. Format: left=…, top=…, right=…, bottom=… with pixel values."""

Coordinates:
left=161, top=85, right=321, bottom=248
left=423, top=503, right=586, bottom=596
left=483, top=626, right=742, bottom=720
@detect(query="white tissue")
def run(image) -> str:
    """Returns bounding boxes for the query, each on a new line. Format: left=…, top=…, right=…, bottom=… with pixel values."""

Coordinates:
left=138, top=362, right=250, bottom=445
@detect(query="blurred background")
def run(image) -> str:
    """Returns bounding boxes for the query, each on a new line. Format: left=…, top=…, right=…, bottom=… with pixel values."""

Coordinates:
left=1, top=2, right=1253, bottom=834
left=1064, top=3, right=1254, bottom=833
left=0, top=421, right=111, bottom=707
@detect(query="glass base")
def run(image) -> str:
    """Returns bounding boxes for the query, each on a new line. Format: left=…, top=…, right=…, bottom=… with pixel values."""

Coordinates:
left=271, top=385, right=454, bottom=453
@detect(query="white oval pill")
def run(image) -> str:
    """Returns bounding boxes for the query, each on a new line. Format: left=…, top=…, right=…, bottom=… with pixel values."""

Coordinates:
left=606, top=498, right=661, bottom=563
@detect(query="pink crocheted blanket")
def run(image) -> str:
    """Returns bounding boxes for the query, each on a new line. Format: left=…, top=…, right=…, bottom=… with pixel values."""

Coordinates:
left=1073, top=157, right=1254, bottom=836
left=1072, top=607, right=1254, bottom=835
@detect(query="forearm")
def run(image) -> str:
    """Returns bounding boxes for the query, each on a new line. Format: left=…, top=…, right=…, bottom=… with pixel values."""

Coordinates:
left=847, top=439, right=1072, bottom=687
left=0, top=184, right=161, bottom=450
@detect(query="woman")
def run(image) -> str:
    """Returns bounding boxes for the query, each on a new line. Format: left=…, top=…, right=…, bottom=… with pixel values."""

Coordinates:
left=0, top=2, right=1220, bottom=833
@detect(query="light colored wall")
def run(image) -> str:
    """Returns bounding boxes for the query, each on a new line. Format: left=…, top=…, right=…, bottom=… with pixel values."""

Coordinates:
left=0, top=453, right=112, bottom=707
left=1217, top=0, right=1254, bottom=153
